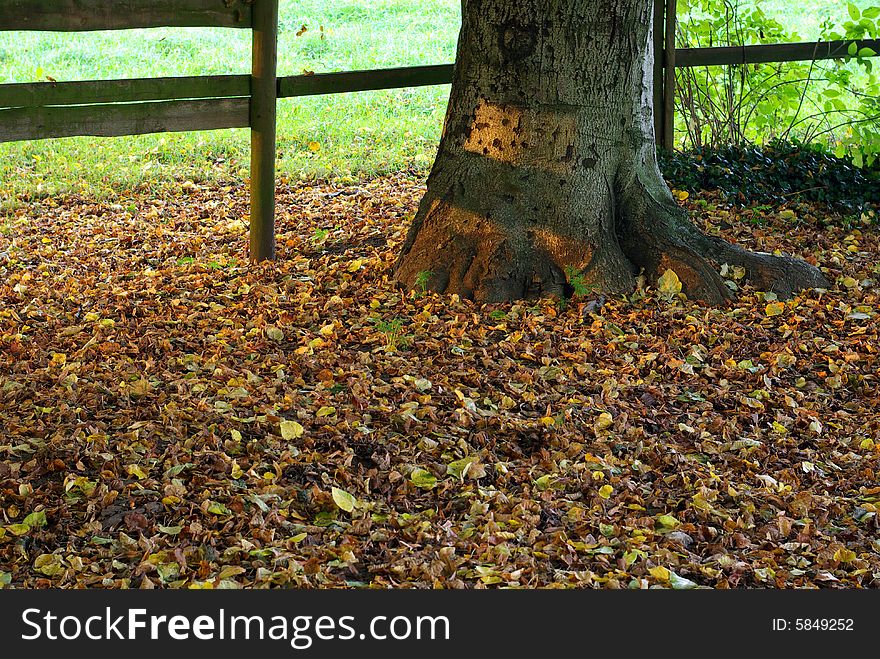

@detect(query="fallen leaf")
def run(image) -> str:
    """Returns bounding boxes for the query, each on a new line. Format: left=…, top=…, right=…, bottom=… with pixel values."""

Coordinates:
left=331, top=487, right=357, bottom=513
left=657, top=269, right=683, bottom=298
left=280, top=420, right=305, bottom=440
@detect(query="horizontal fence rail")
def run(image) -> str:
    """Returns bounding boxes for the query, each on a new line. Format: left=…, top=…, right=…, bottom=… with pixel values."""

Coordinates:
left=1, top=0, right=878, bottom=259
left=0, top=66, right=459, bottom=112
left=677, top=39, right=880, bottom=67
left=0, top=75, right=250, bottom=109
left=4, top=43, right=877, bottom=134
left=0, top=98, right=250, bottom=142
left=278, top=64, right=455, bottom=98
left=0, top=0, right=253, bottom=31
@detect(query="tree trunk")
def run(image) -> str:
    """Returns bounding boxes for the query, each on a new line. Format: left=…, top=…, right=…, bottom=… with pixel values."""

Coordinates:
left=395, top=0, right=827, bottom=303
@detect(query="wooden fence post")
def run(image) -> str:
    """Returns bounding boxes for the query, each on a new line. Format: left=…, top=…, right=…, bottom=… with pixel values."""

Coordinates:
left=662, top=0, right=678, bottom=152
left=249, top=0, right=279, bottom=262
left=653, top=0, right=666, bottom=147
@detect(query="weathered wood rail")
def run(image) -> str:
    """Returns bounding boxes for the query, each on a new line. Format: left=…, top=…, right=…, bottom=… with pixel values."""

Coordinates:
left=1, top=1, right=877, bottom=260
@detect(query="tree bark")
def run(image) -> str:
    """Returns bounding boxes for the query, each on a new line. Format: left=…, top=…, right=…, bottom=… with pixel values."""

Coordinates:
left=395, top=0, right=828, bottom=303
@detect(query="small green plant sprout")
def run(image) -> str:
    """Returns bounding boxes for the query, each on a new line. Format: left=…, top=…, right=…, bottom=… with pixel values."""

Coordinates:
left=312, top=227, right=330, bottom=243
left=414, top=270, right=433, bottom=296
left=748, top=205, right=773, bottom=226
left=564, top=265, right=593, bottom=298
left=374, top=317, right=408, bottom=350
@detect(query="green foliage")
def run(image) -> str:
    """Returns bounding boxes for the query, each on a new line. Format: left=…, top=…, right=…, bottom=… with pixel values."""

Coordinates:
left=559, top=266, right=595, bottom=311
left=373, top=317, right=409, bottom=349
left=676, top=0, right=880, bottom=167
left=564, top=265, right=593, bottom=298
left=659, top=141, right=880, bottom=210
left=413, top=270, right=432, bottom=295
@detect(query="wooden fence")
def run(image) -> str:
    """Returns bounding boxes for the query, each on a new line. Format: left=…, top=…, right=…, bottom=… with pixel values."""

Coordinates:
left=1, top=0, right=878, bottom=260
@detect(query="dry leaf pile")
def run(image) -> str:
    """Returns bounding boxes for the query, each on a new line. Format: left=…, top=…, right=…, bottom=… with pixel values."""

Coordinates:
left=1, top=175, right=878, bottom=589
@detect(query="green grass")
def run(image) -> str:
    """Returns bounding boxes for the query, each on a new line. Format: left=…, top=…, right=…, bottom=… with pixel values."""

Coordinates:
left=0, top=0, right=461, bottom=201
left=0, top=0, right=873, bottom=201
left=737, top=0, right=868, bottom=40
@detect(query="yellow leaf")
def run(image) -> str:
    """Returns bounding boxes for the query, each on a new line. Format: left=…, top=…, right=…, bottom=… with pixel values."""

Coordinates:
left=207, top=502, right=230, bottom=516
left=410, top=468, right=437, bottom=490
left=598, top=484, right=614, bottom=499
left=347, top=258, right=365, bottom=273
left=594, top=411, right=613, bottom=431
left=765, top=302, right=785, bottom=317
left=218, top=565, right=247, bottom=579
left=672, top=189, right=690, bottom=201
left=316, top=406, right=336, bottom=417
left=656, top=514, right=680, bottom=529
left=657, top=269, right=682, bottom=298
left=833, top=547, right=857, bottom=563
left=539, top=416, right=556, bottom=427
left=534, top=474, right=557, bottom=491
left=280, top=420, right=304, bottom=440
left=649, top=566, right=671, bottom=581
left=265, top=326, right=284, bottom=341
left=34, top=554, right=64, bottom=577
left=126, top=464, right=148, bottom=480
left=331, top=487, right=356, bottom=513
left=308, top=141, right=321, bottom=152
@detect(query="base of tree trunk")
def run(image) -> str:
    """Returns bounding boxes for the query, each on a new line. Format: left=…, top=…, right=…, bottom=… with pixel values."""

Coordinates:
left=395, top=161, right=829, bottom=305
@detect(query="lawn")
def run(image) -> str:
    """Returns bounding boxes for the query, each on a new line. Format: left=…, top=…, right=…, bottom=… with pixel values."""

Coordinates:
left=1, top=179, right=878, bottom=588
left=0, top=0, right=874, bottom=200
left=0, top=0, right=460, bottom=201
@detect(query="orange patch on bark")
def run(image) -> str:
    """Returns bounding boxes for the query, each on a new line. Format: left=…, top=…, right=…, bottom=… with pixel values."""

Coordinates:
left=464, top=101, right=577, bottom=174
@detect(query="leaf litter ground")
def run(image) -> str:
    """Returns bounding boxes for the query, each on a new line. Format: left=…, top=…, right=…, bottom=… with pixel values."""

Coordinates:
left=1, top=174, right=879, bottom=589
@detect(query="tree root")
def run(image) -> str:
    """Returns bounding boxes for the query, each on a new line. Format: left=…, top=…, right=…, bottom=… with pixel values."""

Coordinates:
left=395, top=169, right=829, bottom=305
left=616, top=184, right=830, bottom=303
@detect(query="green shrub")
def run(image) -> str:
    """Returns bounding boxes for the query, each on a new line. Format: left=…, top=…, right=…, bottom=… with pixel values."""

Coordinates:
left=659, top=140, right=880, bottom=211
left=676, top=0, right=880, bottom=167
